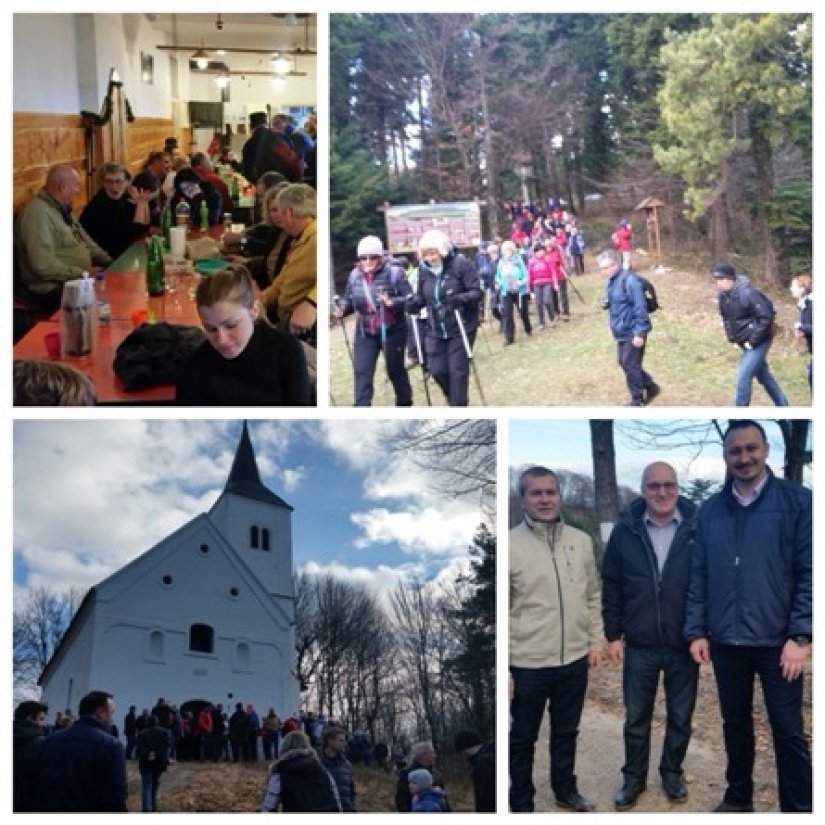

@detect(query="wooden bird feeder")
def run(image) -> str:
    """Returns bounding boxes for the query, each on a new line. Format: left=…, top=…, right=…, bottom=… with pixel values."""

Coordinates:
left=635, top=196, right=664, bottom=260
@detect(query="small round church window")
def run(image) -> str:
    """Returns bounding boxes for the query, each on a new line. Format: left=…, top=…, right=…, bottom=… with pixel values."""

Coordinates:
left=228, top=586, right=240, bottom=598
left=199, top=544, right=210, bottom=554
left=161, top=574, right=173, bottom=587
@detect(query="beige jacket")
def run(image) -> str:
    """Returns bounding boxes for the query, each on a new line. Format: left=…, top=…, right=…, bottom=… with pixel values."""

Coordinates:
left=509, top=517, right=603, bottom=668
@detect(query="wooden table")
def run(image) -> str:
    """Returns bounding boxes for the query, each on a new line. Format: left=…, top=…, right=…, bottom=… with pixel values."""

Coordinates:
left=13, top=231, right=222, bottom=404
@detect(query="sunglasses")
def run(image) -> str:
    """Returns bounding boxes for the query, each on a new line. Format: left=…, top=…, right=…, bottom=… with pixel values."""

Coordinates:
left=359, top=254, right=381, bottom=262
left=645, top=481, right=678, bottom=492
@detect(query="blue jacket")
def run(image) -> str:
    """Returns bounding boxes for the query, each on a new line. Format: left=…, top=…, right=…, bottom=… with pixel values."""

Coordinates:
left=494, top=255, right=529, bottom=297
left=31, top=717, right=127, bottom=811
left=606, top=269, right=651, bottom=342
left=412, top=788, right=448, bottom=812
left=602, top=496, right=697, bottom=650
left=684, top=469, right=812, bottom=646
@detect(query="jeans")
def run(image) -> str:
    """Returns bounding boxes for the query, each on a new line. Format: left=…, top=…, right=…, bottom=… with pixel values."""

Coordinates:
left=140, top=772, right=160, bottom=812
left=622, top=645, right=698, bottom=786
left=617, top=340, right=655, bottom=402
left=735, top=341, right=789, bottom=406
left=710, top=643, right=811, bottom=812
left=502, top=292, right=531, bottom=343
left=533, top=284, right=555, bottom=325
left=353, top=323, right=412, bottom=406
left=509, top=657, right=589, bottom=811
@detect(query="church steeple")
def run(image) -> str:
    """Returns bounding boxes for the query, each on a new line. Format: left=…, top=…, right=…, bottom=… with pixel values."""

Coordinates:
left=223, top=421, right=292, bottom=511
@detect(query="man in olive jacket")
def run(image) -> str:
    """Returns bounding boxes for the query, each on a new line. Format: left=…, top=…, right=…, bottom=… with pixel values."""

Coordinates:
left=601, top=461, right=698, bottom=810
left=509, top=466, right=603, bottom=813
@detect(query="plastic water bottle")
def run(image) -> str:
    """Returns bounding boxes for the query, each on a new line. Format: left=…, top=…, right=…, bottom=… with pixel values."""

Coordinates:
left=94, top=271, right=111, bottom=326
left=175, top=200, right=191, bottom=227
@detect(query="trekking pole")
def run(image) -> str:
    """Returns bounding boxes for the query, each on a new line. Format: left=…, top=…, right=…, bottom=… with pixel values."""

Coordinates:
left=332, top=296, right=353, bottom=366
left=454, top=308, right=487, bottom=406
left=410, top=313, right=432, bottom=407
left=567, top=276, right=586, bottom=305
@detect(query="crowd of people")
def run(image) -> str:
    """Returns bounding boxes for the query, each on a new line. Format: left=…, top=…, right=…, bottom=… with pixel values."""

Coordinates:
left=509, top=420, right=811, bottom=813
left=13, top=109, right=317, bottom=406
left=14, top=690, right=494, bottom=813
left=334, top=197, right=811, bottom=407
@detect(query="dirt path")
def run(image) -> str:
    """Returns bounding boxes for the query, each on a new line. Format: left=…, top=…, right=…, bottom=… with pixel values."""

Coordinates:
left=527, top=662, right=810, bottom=813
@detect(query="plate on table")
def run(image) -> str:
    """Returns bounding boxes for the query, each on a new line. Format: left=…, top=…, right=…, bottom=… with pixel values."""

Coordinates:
left=193, top=259, right=229, bottom=275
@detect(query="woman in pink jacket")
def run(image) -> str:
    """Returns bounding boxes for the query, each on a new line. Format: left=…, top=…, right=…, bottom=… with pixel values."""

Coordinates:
left=527, top=244, right=557, bottom=328
left=612, top=218, right=633, bottom=269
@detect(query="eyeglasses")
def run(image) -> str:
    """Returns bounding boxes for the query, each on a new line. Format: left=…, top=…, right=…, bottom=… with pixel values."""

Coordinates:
left=359, top=255, right=381, bottom=261
left=644, top=481, right=678, bottom=492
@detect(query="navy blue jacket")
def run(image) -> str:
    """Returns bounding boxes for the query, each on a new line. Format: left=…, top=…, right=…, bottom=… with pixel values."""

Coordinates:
left=31, top=717, right=127, bottom=812
left=684, top=469, right=812, bottom=646
left=606, top=269, right=651, bottom=342
left=342, top=260, right=411, bottom=338
left=602, top=496, right=697, bottom=649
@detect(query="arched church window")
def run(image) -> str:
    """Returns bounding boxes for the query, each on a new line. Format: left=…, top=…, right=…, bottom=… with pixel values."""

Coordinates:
left=262, top=528, right=270, bottom=551
left=250, top=526, right=259, bottom=548
left=189, top=623, right=214, bottom=654
left=148, top=630, right=165, bottom=659
left=235, top=641, right=251, bottom=670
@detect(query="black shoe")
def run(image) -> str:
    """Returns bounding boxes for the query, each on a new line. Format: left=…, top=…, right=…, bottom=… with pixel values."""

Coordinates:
left=713, top=800, right=754, bottom=813
left=662, top=779, right=687, bottom=804
left=614, top=783, right=646, bottom=811
left=556, top=791, right=596, bottom=812
left=624, top=398, right=645, bottom=407
left=645, top=383, right=661, bottom=404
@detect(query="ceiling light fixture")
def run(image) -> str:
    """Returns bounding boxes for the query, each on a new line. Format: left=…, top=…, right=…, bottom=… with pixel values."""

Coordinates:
left=215, top=73, right=230, bottom=89
left=270, top=54, right=292, bottom=75
left=192, top=43, right=210, bottom=70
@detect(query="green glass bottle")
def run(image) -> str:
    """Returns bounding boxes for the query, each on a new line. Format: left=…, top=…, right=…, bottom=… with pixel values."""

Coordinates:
left=146, top=236, right=165, bottom=297
left=161, top=201, right=172, bottom=250
left=230, top=175, right=240, bottom=206
left=199, top=199, right=209, bottom=231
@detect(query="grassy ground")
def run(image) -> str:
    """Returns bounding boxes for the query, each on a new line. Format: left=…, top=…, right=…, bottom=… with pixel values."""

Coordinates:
left=328, top=259, right=811, bottom=408
left=125, top=759, right=475, bottom=812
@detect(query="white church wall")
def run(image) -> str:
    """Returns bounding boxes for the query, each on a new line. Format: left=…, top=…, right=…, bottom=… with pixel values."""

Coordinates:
left=39, top=606, right=96, bottom=716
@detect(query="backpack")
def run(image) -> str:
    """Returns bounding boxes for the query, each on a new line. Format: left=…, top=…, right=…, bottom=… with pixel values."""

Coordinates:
left=621, top=271, right=659, bottom=314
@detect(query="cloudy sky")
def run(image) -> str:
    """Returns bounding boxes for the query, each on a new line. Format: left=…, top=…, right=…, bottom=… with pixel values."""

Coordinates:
left=510, top=418, right=811, bottom=491
left=13, top=419, right=490, bottom=605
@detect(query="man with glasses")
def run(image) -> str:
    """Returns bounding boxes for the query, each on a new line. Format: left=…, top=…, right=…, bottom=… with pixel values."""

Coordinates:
left=15, top=164, right=113, bottom=310
left=685, top=420, right=811, bottom=812
left=601, top=462, right=698, bottom=810
left=597, top=248, right=659, bottom=406
left=80, top=163, right=155, bottom=258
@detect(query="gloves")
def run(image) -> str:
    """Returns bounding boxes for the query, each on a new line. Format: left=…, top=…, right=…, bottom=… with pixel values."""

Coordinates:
left=405, top=294, right=424, bottom=314
left=445, top=290, right=465, bottom=309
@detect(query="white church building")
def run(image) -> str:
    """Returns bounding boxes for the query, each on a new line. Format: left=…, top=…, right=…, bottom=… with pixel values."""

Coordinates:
left=39, top=423, right=299, bottom=719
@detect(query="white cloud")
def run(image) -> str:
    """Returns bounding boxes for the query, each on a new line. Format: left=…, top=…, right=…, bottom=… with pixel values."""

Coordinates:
left=281, top=467, right=306, bottom=492
left=350, top=502, right=480, bottom=555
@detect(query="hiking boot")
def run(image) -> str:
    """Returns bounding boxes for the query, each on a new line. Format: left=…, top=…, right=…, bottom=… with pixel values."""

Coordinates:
left=713, top=800, right=754, bottom=813
left=556, top=790, right=595, bottom=812
left=645, top=383, right=661, bottom=404
left=614, top=783, right=646, bottom=811
left=662, top=779, right=687, bottom=804
left=624, top=398, right=645, bottom=407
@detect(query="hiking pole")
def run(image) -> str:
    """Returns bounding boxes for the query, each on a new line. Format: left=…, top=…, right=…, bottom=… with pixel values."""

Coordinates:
left=332, top=295, right=353, bottom=366
left=410, top=313, right=432, bottom=407
left=566, top=277, right=586, bottom=305
left=454, top=308, right=487, bottom=407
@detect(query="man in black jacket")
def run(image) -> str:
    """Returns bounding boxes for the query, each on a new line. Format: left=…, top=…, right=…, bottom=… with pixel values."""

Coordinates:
left=602, top=462, right=698, bottom=810
left=13, top=700, right=48, bottom=811
left=713, top=262, right=788, bottom=407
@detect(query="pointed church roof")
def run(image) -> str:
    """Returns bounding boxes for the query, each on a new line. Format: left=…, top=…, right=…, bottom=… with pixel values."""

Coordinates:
left=223, top=421, right=292, bottom=510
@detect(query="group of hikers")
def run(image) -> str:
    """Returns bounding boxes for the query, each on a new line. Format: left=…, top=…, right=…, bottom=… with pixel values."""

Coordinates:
left=333, top=197, right=812, bottom=408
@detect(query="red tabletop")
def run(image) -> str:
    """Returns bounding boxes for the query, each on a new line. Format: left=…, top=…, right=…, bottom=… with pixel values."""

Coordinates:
left=13, top=229, right=226, bottom=404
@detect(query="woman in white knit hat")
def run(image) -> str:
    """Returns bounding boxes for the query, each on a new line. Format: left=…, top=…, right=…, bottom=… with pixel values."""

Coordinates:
left=333, top=235, right=413, bottom=406
left=407, top=229, right=481, bottom=406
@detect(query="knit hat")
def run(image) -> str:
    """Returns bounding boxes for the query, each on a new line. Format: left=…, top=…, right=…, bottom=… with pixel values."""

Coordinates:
left=418, top=229, right=451, bottom=257
left=453, top=730, right=482, bottom=753
left=357, top=236, right=384, bottom=257
left=408, top=768, right=433, bottom=790
left=713, top=262, right=736, bottom=279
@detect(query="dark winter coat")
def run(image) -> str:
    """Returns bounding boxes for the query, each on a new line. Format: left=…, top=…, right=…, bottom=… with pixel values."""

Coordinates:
left=468, top=741, right=496, bottom=812
left=606, top=269, right=651, bottom=342
left=13, top=719, right=45, bottom=811
left=410, top=252, right=480, bottom=340
left=273, top=749, right=342, bottom=812
left=342, top=261, right=411, bottom=338
left=318, top=749, right=356, bottom=812
left=30, top=716, right=127, bottom=812
left=684, top=468, right=812, bottom=647
left=601, top=496, right=697, bottom=649
left=718, top=275, right=775, bottom=347
left=79, top=189, right=145, bottom=259
left=797, top=294, right=813, bottom=352
left=136, top=725, right=171, bottom=776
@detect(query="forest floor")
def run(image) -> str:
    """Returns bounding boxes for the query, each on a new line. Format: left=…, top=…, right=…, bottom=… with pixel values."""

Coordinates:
left=328, top=252, right=811, bottom=408
left=125, top=757, right=475, bottom=812
left=528, top=656, right=813, bottom=813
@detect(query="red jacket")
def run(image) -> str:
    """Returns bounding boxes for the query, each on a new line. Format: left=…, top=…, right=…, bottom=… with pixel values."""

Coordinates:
left=613, top=224, right=633, bottom=252
left=528, top=256, right=556, bottom=288
left=196, top=709, right=214, bottom=737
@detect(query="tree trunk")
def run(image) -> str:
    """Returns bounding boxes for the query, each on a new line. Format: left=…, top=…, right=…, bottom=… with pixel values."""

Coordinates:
left=590, top=420, right=619, bottom=562
left=778, top=419, right=810, bottom=483
left=749, top=107, right=781, bottom=285
left=476, top=28, right=498, bottom=238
